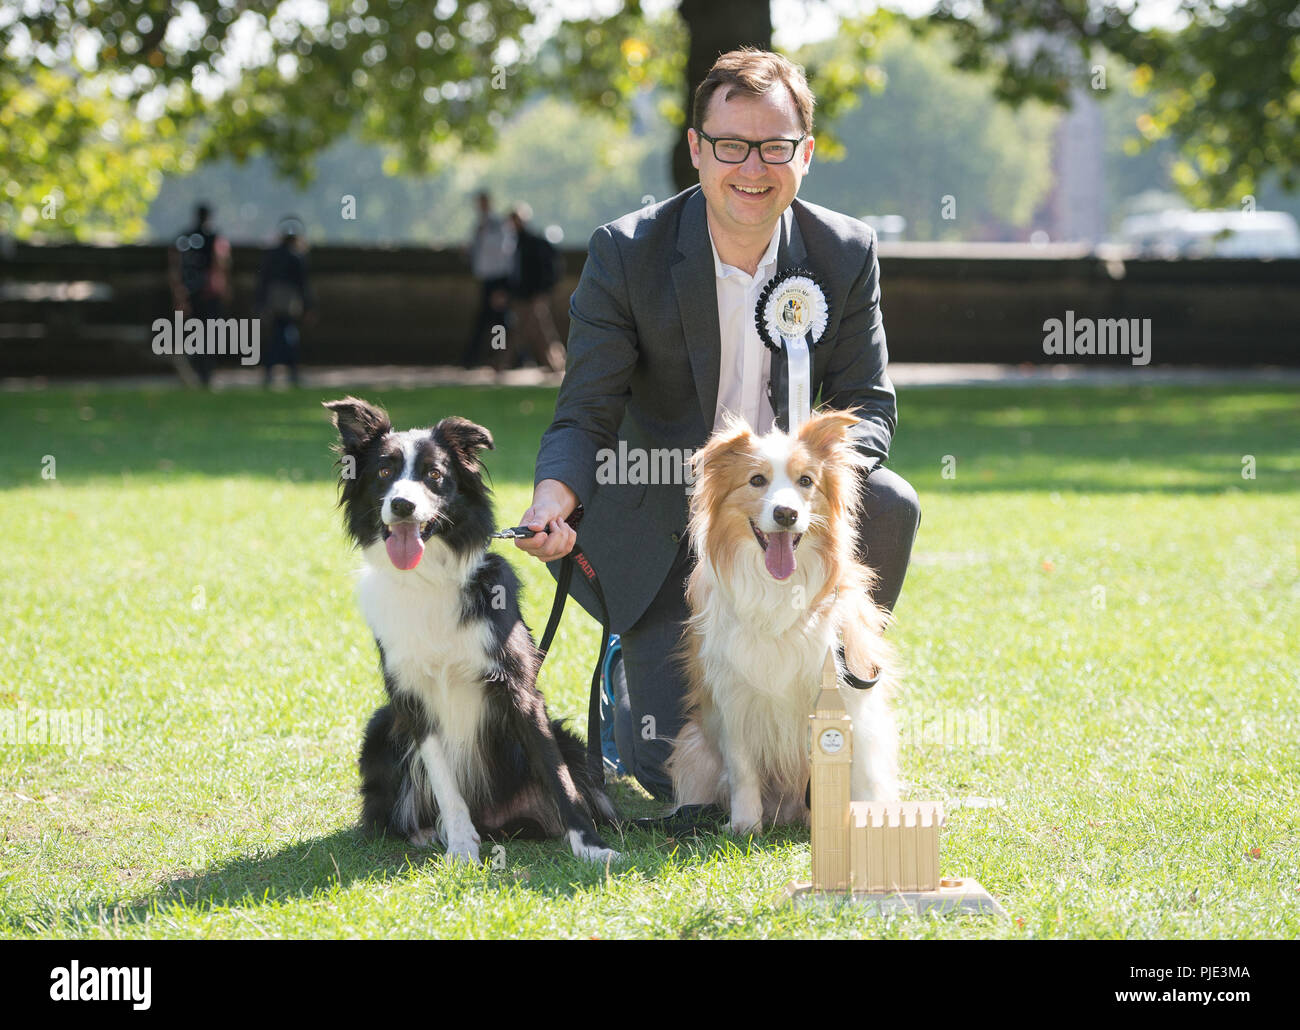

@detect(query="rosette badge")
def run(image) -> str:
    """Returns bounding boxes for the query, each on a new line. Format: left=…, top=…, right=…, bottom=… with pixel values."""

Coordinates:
left=755, top=268, right=830, bottom=432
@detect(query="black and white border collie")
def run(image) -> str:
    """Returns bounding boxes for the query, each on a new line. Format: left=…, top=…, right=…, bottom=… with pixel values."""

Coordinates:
left=325, top=397, right=617, bottom=863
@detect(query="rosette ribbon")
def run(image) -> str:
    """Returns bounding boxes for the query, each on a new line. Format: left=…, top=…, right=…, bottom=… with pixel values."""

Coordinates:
left=755, top=267, right=830, bottom=433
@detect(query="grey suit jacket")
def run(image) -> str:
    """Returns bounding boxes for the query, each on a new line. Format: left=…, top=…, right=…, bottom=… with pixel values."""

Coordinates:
left=534, top=184, right=897, bottom=633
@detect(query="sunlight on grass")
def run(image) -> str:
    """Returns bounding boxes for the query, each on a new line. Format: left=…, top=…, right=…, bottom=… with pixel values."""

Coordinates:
left=1, top=383, right=1296, bottom=939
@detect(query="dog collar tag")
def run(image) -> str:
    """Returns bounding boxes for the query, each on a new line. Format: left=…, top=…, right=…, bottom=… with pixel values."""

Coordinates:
left=756, top=268, right=829, bottom=433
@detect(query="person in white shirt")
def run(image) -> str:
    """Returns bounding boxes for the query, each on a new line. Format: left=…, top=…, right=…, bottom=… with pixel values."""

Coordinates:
left=462, top=190, right=517, bottom=368
left=515, top=49, right=919, bottom=802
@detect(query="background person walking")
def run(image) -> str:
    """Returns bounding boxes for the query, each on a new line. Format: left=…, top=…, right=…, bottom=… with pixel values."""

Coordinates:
left=507, top=204, right=566, bottom=373
left=167, top=202, right=232, bottom=387
left=256, top=216, right=314, bottom=387
left=461, top=190, right=516, bottom=369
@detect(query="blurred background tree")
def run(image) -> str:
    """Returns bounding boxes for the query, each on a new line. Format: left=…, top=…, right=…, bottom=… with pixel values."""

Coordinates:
left=929, top=0, right=1300, bottom=208
left=3, top=0, right=1295, bottom=242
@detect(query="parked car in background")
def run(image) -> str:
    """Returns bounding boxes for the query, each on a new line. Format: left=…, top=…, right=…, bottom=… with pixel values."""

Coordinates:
left=1118, top=209, right=1300, bottom=258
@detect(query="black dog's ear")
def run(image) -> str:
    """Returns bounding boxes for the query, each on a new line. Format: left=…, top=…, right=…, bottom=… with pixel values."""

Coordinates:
left=324, top=397, right=391, bottom=452
left=436, top=417, right=494, bottom=472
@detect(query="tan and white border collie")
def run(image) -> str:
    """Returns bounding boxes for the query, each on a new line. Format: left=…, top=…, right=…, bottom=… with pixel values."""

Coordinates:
left=668, top=410, right=900, bottom=833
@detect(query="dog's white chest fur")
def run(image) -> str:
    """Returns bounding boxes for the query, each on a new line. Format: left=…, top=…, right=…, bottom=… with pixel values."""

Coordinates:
left=357, top=541, right=494, bottom=778
left=693, top=557, right=835, bottom=779
left=677, top=548, right=898, bottom=819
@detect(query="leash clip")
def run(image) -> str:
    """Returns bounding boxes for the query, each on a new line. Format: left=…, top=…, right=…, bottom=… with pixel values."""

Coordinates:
left=491, top=526, right=538, bottom=539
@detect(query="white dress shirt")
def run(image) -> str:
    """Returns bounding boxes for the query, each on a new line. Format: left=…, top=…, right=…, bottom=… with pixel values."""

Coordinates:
left=709, top=221, right=781, bottom=434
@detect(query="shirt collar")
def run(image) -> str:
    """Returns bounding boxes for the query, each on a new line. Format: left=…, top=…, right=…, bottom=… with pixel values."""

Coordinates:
left=708, top=220, right=781, bottom=280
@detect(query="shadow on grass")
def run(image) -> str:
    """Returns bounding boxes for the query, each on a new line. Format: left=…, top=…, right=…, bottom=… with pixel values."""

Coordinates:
left=0, top=384, right=556, bottom=487
left=1, top=383, right=1296, bottom=494
left=5, top=819, right=804, bottom=934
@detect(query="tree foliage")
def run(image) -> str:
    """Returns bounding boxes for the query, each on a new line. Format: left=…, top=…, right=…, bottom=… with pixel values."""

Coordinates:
left=146, top=96, right=677, bottom=246
left=799, top=25, right=1058, bottom=240
left=1, top=0, right=690, bottom=239
left=0, top=62, right=183, bottom=240
left=2, top=0, right=1292, bottom=241
left=927, top=0, right=1300, bottom=206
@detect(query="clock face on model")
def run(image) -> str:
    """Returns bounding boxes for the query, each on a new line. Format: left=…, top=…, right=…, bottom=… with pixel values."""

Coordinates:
left=819, top=728, right=845, bottom=754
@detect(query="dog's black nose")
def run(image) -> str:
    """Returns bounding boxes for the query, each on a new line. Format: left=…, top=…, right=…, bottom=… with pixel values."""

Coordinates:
left=390, top=498, right=415, bottom=518
left=773, top=506, right=797, bottom=528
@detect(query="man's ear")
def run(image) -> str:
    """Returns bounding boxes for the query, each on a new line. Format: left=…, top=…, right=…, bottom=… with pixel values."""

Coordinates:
left=436, top=417, right=494, bottom=472
left=323, top=397, right=391, bottom=453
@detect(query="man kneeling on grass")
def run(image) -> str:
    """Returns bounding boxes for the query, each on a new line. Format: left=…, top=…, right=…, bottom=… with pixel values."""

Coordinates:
left=514, top=48, right=920, bottom=802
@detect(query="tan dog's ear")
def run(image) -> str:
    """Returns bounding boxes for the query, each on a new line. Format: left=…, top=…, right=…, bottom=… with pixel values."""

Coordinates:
left=797, top=409, right=861, bottom=459
left=692, top=415, right=755, bottom=478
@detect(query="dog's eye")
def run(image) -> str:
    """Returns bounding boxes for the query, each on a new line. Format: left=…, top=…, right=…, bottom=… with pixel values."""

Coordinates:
left=378, top=466, right=393, bottom=479
left=425, top=468, right=442, bottom=483
left=798, top=475, right=814, bottom=488
left=749, top=474, right=767, bottom=488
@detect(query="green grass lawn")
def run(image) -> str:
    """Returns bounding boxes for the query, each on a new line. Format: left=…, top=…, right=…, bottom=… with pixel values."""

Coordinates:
left=1, top=381, right=1296, bottom=939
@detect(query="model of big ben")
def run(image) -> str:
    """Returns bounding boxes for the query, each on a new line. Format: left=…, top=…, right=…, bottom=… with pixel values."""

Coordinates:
left=809, top=651, right=852, bottom=891
left=794, top=651, right=1004, bottom=914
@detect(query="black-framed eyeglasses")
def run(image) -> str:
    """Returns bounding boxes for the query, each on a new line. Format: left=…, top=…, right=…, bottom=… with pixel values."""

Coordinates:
left=696, top=130, right=806, bottom=165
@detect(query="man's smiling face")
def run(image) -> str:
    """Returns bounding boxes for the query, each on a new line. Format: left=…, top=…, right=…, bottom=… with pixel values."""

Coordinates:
left=689, top=86, right=814, bottom=239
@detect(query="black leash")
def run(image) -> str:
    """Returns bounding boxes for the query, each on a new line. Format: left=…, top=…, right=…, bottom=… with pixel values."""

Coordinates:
left=491, top=511, right=611, bottom=788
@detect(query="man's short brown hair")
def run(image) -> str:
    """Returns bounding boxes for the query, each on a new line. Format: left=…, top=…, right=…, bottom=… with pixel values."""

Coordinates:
left=692, top=47, right=815, bottom=135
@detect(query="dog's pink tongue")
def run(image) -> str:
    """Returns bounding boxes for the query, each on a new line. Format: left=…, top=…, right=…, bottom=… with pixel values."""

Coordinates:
left=385, top=523, right=424, bottom=570
left=765, top=531, right=796, bottom=580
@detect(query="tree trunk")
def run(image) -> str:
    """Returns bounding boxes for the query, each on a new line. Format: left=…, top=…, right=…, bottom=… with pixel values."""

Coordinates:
left=672, top=0, right=773, bottom=193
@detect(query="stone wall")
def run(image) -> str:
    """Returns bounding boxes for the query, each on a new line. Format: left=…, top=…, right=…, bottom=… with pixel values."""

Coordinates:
left=2, top=242, right=1296, bottom=376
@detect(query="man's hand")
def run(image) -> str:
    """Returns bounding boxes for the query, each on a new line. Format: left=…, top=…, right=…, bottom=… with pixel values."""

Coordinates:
left=515, top=479, right=578, bottom=562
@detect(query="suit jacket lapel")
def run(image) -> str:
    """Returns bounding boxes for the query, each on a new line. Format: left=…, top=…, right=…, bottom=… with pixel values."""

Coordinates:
left=672, top=196, right=808, bottom=430
left=671, top=189, right=721, bottom=428
left=767, top=205, right=808, bottom=430
left=778, top=203, right=806, bottom=270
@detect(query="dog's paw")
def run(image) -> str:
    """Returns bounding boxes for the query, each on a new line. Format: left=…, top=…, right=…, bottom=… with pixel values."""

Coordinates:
left=408, top=826, right=439, bottom=848
left=728, top=798, right=763, bottom=836
left=567, top=829, right=621, bottom=863
left=444, top=834, right=481, bottom=864
left=728, top=816, right=762, bottom=836
left=442, top=819, right=481, bottom=864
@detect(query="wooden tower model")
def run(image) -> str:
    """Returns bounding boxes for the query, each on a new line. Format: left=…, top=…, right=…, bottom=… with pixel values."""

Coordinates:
left=809, top=663, right=853, bottom=890
left=807, top=651, right=944, bottom=895
left=795, top=651, right=1004, bottom=914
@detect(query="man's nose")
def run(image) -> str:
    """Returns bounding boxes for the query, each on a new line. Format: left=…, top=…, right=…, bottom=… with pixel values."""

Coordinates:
left=740, top=146, right=767, bottom=176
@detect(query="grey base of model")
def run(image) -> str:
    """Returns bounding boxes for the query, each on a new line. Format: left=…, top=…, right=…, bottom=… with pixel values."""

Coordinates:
left=785, top=877, right=1007, bottom=917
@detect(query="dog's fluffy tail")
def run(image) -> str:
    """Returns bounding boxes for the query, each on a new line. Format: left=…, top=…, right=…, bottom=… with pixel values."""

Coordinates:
left=359, top=704, right=407, bottom=838
left=551, top=719, right=618, bottom=824
left=839, top=590, right=901, bottom=802
left=840, top=683, right=900, bottom=802
left=665, top=718, right=725, bottom=809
